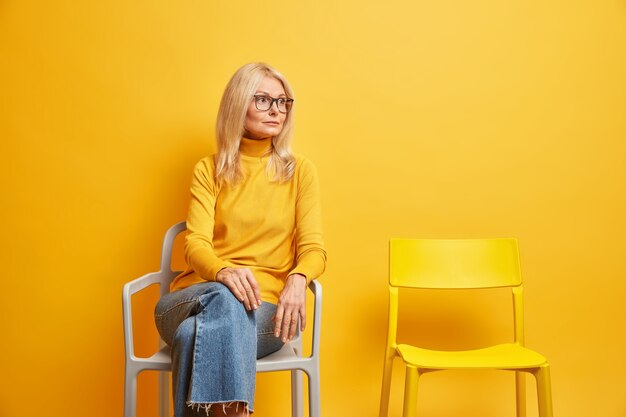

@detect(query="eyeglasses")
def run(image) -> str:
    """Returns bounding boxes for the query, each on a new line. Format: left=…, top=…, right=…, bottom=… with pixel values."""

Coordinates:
left=253, top=95, right=294, bottom=113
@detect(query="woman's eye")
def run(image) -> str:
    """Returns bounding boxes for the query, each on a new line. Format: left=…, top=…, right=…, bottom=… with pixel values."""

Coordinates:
left=277, top=99, right=286, bottom=105
left=257, top=96, right=268, bottom=103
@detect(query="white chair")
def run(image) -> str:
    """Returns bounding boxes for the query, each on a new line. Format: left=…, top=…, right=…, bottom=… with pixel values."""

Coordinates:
left=123, top=222, right=322, bottom=417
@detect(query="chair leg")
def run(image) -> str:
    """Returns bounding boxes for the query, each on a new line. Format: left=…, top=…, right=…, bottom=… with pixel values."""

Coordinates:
left=402, top=366, right=419, bottom=417
left=535, top=364, right=553, bottom=417
left=124, top=369, right=137, bottom=417
left=291, top=369, right=304, bottom=417
left=158, top=371, right=170, bottom=417
left=307, top=367, right=321, bottom=417
left=515, top=371, right=526, bottom=417
left=379, top=350, right=395, bottom=417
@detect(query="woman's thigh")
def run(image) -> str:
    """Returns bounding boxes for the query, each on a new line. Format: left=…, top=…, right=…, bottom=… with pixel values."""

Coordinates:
left=155, top=282, right=284, bottom=357
left=154, top=282, right=221, bottom=346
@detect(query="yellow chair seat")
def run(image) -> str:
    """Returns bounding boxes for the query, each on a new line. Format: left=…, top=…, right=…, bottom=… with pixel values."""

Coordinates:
left=397, top=343, right=548, bottom=370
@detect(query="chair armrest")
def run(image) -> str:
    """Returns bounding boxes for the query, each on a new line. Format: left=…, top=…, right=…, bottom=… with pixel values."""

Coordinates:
left=308, top=279, right=323, bottom=358
left=123, top=222, right=186, bottom=362
left=124, top=271, right=171, bottom=297
left=123, top=271, right=176, bottom=360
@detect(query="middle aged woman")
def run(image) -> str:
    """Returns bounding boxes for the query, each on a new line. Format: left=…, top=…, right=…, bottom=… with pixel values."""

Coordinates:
left=155, top=62, right=327, bottom=417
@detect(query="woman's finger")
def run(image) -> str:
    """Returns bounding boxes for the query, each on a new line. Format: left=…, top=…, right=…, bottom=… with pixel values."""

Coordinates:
left=237, top=272, right=257, bottom=310
left=223, top=275, right=244, bottom=303
left=281, top=309, right=292, bottom=342
left=244, top=270, right=262, bottom=306
left=288, top=313, right=298, bottom=340
left=217, top=269, right=244, bottom=304
left=299, top=304, right=306, bottom=332
left=273, top=305, right=284, bottom=338
left=232, top=273, right=252, bottom=310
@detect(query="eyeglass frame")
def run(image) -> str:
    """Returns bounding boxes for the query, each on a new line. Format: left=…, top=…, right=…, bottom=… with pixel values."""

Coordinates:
left=252, top=95, right=295, bottom=113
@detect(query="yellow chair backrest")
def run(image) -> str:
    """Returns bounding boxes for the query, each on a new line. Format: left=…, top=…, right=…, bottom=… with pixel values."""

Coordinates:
left=389, top=238, right=522, bottom=289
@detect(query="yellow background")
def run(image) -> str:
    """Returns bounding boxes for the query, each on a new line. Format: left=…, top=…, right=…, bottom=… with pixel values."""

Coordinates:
left=1, top=1, right=625, bottom=416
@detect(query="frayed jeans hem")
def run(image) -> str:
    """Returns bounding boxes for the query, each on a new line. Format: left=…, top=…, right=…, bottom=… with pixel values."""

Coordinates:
left=187, top=400, right=252, bottom=416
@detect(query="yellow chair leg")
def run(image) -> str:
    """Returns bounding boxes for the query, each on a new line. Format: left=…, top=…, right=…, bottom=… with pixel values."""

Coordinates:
left=515, top=371, right=526, bottom=417
left=402, top=366, right=419, bottom=417
left=379, top=350, right=395, bottom=417
left=535, top=364, right=553, bottom=417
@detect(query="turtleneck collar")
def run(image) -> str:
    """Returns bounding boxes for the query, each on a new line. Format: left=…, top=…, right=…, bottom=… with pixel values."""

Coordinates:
left=239, top=137, right=273, bottom=157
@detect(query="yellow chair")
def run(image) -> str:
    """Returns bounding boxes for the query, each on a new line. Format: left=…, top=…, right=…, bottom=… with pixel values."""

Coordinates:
left=379, top=238, right=553, bottom=417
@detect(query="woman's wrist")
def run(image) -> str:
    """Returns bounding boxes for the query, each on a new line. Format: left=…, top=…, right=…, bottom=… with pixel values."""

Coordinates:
left=288, top=273, right=307, bottom=286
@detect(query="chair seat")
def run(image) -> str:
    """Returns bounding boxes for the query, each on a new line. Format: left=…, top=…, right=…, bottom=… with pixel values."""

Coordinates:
left=130, top=346, right=172, bottom=371
left=397, top=343, right=548, bottom=370
left=257, top=339, right=309, bottom=371
left=151, top=346, right=171, bottom=364
left=134, top=339, right=305, bottom=372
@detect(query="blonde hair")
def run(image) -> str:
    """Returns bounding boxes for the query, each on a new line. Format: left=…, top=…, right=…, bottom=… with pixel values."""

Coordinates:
left=215, top=62, right=296, bottom=185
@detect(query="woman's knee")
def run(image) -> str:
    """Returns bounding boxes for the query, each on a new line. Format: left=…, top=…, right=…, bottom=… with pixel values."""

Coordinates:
left=198, top=282, right=245, bottom=312
left=171, top=316, right=196, bottom=348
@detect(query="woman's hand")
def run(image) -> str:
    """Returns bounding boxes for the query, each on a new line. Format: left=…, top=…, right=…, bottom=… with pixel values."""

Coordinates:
left=273, top=273, right=307, bottom=343
left=216, top=267, right=262, bottom=311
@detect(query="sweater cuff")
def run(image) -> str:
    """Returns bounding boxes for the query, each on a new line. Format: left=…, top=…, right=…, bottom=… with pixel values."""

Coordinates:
left=189, top=247, right=232, bottom=281
left=289, top=251, right=326, bottom=285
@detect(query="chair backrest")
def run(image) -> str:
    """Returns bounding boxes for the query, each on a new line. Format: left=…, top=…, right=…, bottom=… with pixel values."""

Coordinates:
left=386, top=238, right=526, bottom=346
left=158, top=221, right=187, bottom=296
left=389, top=238, right=522, bottom=289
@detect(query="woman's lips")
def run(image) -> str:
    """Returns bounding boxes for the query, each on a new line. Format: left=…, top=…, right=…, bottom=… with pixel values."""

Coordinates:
left=264, top=121, right=279, bottom=125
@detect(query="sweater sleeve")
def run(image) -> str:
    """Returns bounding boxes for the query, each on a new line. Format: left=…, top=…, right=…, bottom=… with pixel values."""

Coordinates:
left=184, top=158, right=231, bottom=281
left=288, top=158, right=327, bottom=283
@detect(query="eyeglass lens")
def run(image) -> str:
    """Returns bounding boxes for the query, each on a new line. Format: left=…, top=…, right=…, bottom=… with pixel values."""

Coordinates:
left=254, top=95, right=293, bottom=113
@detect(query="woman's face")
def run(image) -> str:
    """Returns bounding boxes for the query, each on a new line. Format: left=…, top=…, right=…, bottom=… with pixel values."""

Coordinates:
left=243, top=76, right=288, bottom=140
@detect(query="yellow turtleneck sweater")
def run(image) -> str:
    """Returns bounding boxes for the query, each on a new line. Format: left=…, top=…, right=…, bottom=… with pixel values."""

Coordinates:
left=170, top=137, right=327, bottom=304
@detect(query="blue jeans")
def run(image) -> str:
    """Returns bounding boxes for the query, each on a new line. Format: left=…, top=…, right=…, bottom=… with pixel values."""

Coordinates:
left=154, top=282, right=284, bottom=416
